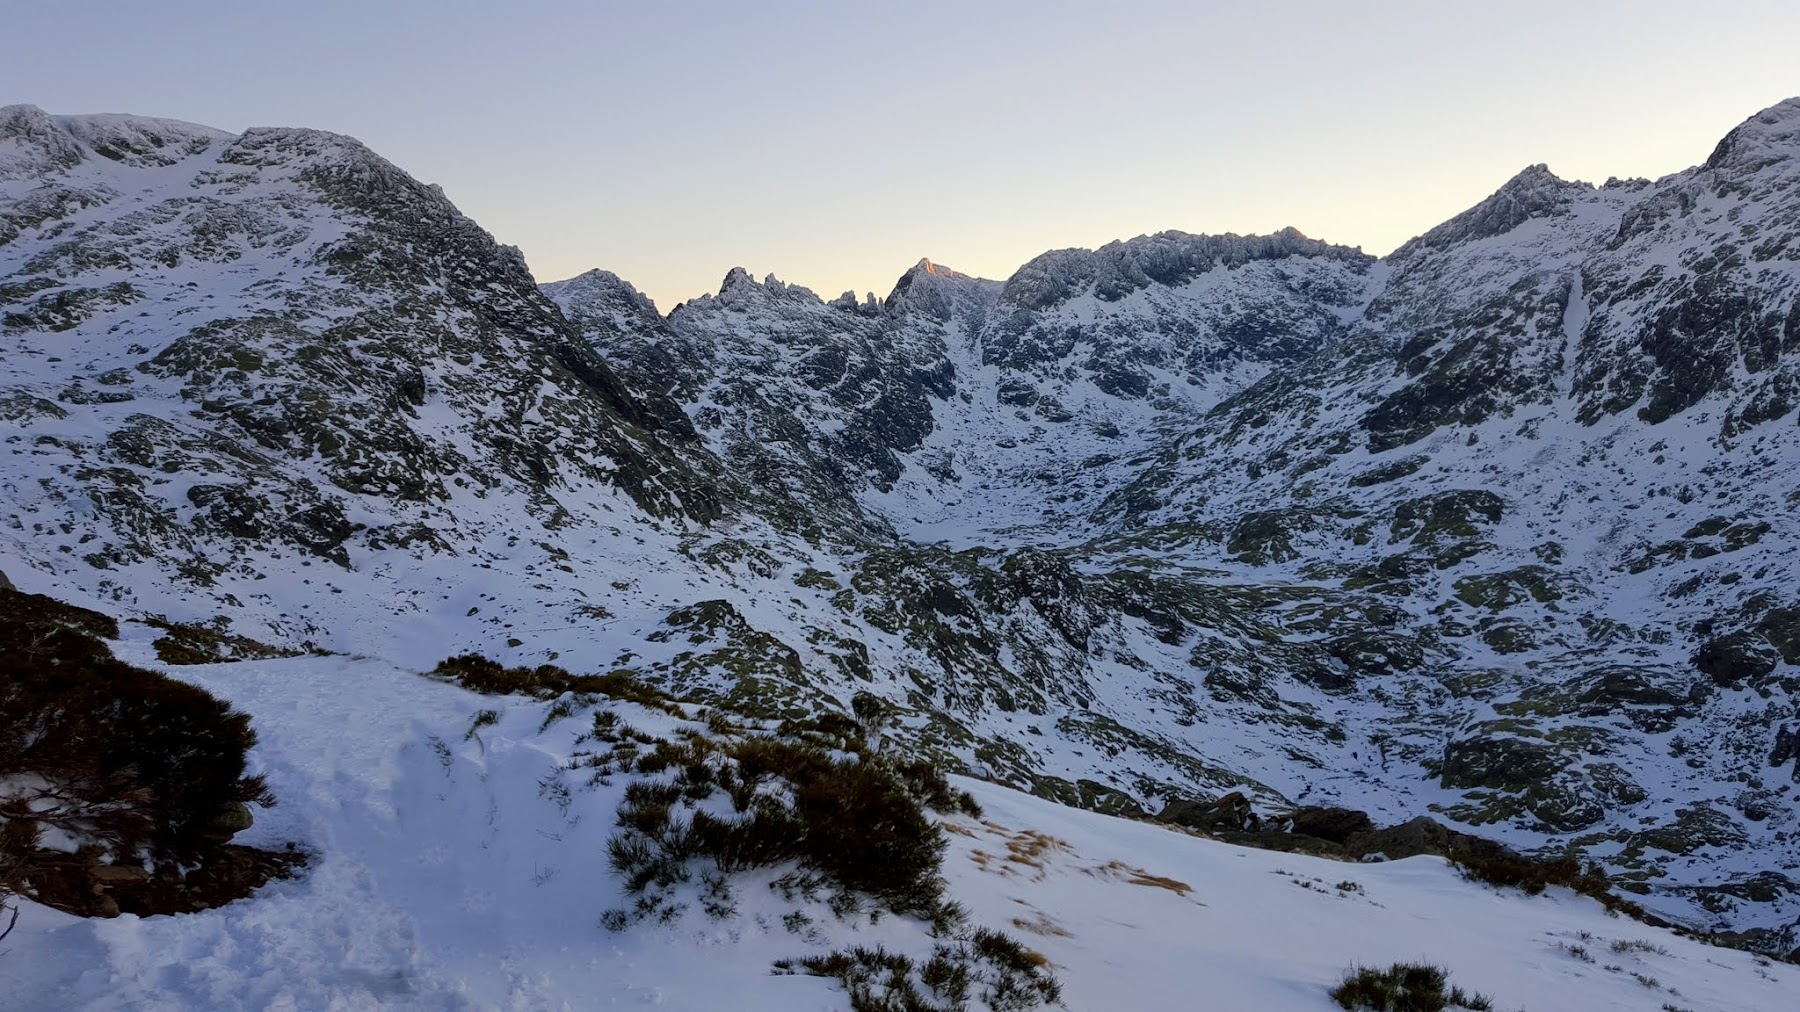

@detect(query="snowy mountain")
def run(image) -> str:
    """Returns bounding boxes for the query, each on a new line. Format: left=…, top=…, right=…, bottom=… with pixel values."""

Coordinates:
left=6, top=96, right=1800, bottom=1004
left=546, top=97, right=1800, bottom=953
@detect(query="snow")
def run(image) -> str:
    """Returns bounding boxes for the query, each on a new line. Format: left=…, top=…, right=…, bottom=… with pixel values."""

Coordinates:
left=8, top=95, right=1800, bottom=1001
left=4, top=648, right=1791, bottom=1010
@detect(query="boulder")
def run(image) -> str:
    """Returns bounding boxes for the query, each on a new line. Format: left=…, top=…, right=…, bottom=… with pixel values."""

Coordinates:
left=194, top=802, right=255, bottom=846
left=1288, top=805, right=1375, bottom=844
left=1345, top=816, right=1512, bottom=863
left=1756, top=605, right=1800, bottom=665
left=1156, top=790, right=1260, bottom=832
left=1074, top=779, right=1147, bottom=820
left=89, top=864, right=152, bottom=885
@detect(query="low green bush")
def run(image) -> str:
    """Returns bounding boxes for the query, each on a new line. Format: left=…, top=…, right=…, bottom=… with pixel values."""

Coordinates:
left=1448, top=849, right=1643, bottom=919
left=430, top=653, right=679, bottom=713
left=1330, top=962, right=1494, bottom=1011
left=775, top=929, right=1061, bottom=1012
left=600, top=731, right=973, bottom=923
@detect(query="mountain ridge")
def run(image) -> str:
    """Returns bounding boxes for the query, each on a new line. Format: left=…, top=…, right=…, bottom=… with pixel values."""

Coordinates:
left=7, top=97, right=1800, bottom=959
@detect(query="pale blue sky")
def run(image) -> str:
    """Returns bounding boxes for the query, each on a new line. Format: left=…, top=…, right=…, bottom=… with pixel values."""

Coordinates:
left=6, top=1, right=1798, bottom=309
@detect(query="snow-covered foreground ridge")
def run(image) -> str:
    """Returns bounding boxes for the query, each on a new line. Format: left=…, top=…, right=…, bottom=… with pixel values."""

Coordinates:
left=6, top=647, right=1795, bottom=1012
left=6, top=95, right=1800, bottom=961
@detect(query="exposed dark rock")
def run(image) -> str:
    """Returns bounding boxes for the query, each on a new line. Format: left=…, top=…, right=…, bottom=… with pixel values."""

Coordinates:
left=18, top=844, right=306, bottom=918
left=1156, top=790, right=1259, bottom=832
left=1771, top=724, right=1800, bottom=779
left=1440, top=736, right=1563, bottom=792
left=1348, top=455, right=1429, bottom=487
left=996, top=549, right=1093, bottom=652
left=1227, top=509, right=1310, bottom=564
left=1695, top=631, right=1781, bottom=686
left=1756, top=604, right=1800, bottom=664
left=1678, top=871, right=1798, bottom=907
left=1032, top=778, right=1148, bottom=820
left=1344, top=816, right=1513, bottom=863
left=1287, top=806, right=1375, bottom=844
left=1326, top=632, right=1424, bottom=678
left=1575, top=666, right=1697, bottom=708
left=1390, top=490, right=1505, bottom=542
left=1632, top=804, right=1748, bottom=856
left=996, top=377, right=1039, bottom=406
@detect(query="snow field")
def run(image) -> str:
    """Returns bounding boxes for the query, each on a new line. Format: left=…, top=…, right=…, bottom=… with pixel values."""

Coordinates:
left=5, top=648, right=1790, bottom=1010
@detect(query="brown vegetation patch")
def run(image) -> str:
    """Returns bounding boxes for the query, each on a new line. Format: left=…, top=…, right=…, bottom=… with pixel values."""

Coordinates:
left=1089, top=859, right=1194, bottom=897
left=146, top=616, right=306, bottom=665
left=1003, top=830, right=1070, bottom=871
left=1010, top=909, right=1073, bottom=938
left=1, top=586, right=290, bottom=918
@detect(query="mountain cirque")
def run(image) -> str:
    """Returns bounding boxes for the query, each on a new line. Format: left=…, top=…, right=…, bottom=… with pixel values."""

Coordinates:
left=5, top=98, right=1800, bottom=952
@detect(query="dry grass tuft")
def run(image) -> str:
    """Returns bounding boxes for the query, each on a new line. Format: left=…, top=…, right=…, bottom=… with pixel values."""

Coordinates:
left=1011, top=910, right=1074, bottom=938
left=1087, top=859, right=1194, bottom=897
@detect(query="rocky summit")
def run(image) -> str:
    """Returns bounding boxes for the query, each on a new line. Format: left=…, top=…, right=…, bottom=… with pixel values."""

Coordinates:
left=6, top=97, right=1800, bottom=956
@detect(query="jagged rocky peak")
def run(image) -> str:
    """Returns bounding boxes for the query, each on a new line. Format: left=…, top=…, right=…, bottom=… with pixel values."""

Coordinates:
left=214, top=124, right=376, bottom=168
left=1393, top=163, right=1592, bottom=257
left=884, top=257, right=993, bottom=322
left=999, top=227, right=1373, bottom=311
left=719, top=264, right=754, bottom=290
left=1704, top=96, right=1800, bottom=173
left=0, top=103, right=91, bottom=179
left=216, top=124, right=470, bottom=220
left=699, top=265, right=824, bottom=308
left=826, top=289, right=882, bottom=315
left=55, top=112, right=231, bottom=168
left=1613, top=98, right=1800, bottom=244
left=544, top=268, right=664, bottom=325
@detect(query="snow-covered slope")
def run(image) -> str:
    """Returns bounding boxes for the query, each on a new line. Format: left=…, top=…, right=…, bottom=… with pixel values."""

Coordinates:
left=6, top=645, right=1793, bottom=1010
left=542, top=98, right=1800, bottom=951
left=1082, top=98, right=1800, bottom=944
left=8, top=96, right=1800, bottom=970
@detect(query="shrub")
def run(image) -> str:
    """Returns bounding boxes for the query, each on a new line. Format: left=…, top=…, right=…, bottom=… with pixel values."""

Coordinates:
left=792, top=758, right=946, bottom=914
left=605, top=733, right=954, bottom=922
left=775, top=931, right=1060, bottom=1012
left=1330, top=962, right=1494, bottom=1011
left=1448, top=849, right=1644, bottom=919
left=1, top=826, right=21, bottom=944
left=0, top=587, right=273, bottom=864
left=145, top=616, right=302, bottom=665
left=577, top=672, right=1057, bottom=1007
left=430, top=653, right=679, bottom=712
left=894, top=759, right=984, bottom=819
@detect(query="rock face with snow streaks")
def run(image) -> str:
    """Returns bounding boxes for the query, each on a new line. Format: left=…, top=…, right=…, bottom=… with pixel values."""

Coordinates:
left=10, top=99, right=1800, bottom=952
